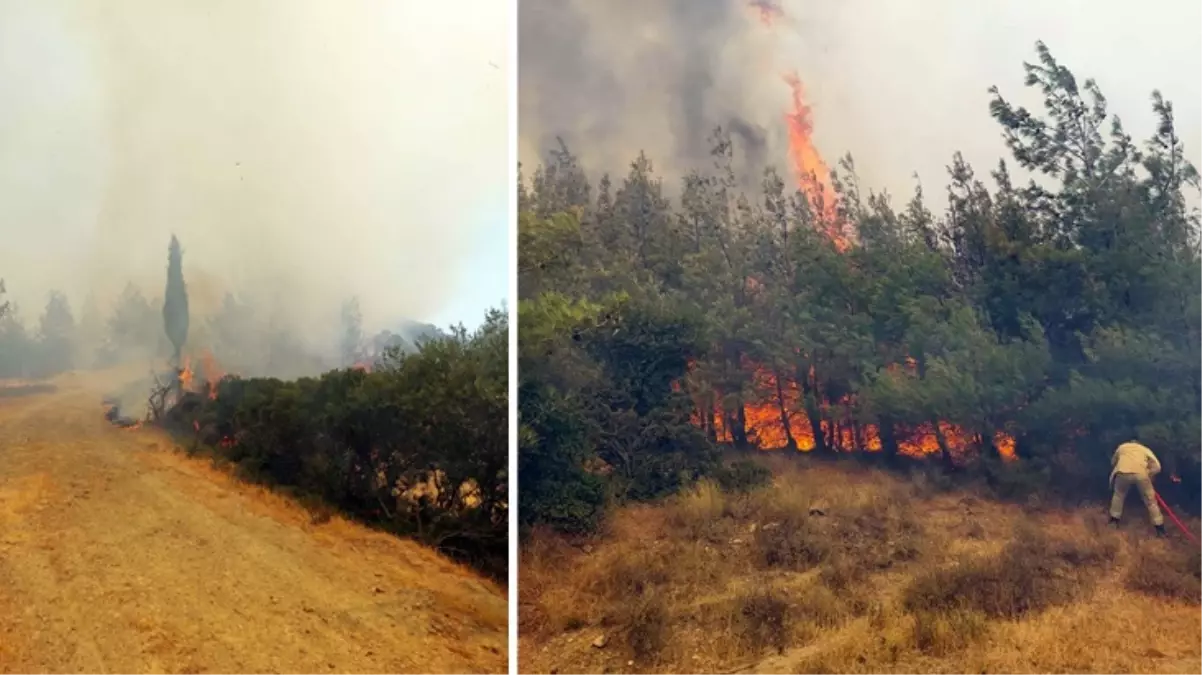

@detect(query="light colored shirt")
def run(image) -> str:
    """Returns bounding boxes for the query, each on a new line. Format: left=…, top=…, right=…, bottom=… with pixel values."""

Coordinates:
left=1111, top=441, right=1161, bottom=482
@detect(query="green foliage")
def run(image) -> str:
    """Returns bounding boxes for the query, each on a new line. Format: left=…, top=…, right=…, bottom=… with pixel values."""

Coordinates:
left=164, top=308, right=508, bottom=578
left=162, top=235, right=190, bottom=363
left=519, top=42, right=1201, bottom=532
left=518, top=206, right=722, bottom=533
left=714, top=458, right=772, bottom=494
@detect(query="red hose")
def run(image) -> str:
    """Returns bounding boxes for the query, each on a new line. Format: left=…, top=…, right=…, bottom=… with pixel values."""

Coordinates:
left=1155, top=491, right=1199, bottom=544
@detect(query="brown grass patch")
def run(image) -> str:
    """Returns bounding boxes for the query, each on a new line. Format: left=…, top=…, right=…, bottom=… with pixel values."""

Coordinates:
left=664, top=480, right=731, bottom=541
left=750, top=482, right=927, bottom=592
left=911, top=609, right=989, bottom=656
left=734, top=590, right=790, bottom=655
left=518, top=458, right=1201, bottom=675
left=904, top=524, right=1118, bottom=619
left=752, top=512, right=832, bottom=570
left=1126, top=543, right=1202, bottom=603
left=617, top=592, right=668, bottom=664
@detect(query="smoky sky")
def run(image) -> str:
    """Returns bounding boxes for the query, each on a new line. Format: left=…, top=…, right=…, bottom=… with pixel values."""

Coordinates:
left=0, top=0, right=507, bottom=344
left=519, top=0, right=1201, bottom=204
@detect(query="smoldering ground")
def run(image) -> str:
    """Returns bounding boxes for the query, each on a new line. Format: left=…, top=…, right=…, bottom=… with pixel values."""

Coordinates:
left=0, top=0, right=507, bottom=379
left=519, top=0, right=1201, bottom=198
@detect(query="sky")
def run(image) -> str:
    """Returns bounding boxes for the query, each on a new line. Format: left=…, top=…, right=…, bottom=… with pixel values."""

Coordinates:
left=0, top=0, right=508, bottom=339
left=519, top=0, right=1201, bottom=207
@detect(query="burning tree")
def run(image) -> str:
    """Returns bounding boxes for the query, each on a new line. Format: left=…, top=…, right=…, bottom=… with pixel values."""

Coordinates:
left=162, top=235, right=190, bottom=381
left=518, top=41, right=1202, bottom=534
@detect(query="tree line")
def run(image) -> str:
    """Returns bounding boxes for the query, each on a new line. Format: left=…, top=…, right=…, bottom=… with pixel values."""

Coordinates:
left=518, top=43, right=1201, bottom=535
left=0, top=281, right=436, bottom=381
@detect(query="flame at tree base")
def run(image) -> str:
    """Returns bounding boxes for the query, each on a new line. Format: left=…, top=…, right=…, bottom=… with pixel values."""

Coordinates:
left=688, top=366, right=1017, bottom=462
left=178, top=350, right=228, bottom=401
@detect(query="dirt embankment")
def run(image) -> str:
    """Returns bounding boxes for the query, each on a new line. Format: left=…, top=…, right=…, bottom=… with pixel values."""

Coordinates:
left=0, top=371, right=507, bottom=674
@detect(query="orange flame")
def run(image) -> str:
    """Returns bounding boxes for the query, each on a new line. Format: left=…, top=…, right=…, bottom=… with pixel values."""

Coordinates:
left=782, top=72, right=847, bottom=250
left=689, top=363, right=1016, bottom=462
left=751, top=1, right=847, bottom=249
left=198, top=351, right=224, bottom=400
left=179, top=356, right=195, bottom=390
left=178, top=351, right=228, bottom=400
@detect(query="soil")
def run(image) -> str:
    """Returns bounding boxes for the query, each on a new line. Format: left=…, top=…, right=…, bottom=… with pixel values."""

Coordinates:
left=0, top=370, right=507, bottom=674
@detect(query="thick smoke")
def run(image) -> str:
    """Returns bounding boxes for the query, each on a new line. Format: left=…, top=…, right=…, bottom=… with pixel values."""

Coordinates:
left=519, top=0, right=1201, bottom=199
left=0, top=0, right=506, bottom=376
left=519, top=0, right=790, bottom=186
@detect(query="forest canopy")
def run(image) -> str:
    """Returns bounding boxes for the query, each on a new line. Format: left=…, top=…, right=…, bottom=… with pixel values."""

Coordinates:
left=518, top=43, right=1201, bottom=534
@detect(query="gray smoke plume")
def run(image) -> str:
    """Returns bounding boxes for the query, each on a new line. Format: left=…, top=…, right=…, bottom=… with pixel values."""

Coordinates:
left=519, top=0, right=1201, bottom=200
left=519, top=0, right=790, bottom=187
left=0, top=0, right=507, bottom=377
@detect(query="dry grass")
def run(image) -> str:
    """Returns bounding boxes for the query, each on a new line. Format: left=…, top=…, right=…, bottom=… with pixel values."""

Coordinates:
left=734, top=590, right=790, bottom=655
left=518, top=455, right=1202, bottom=674
left=903, top=524, right=1119, bottom=619
left=1125, top=542, right=1202, bottom=602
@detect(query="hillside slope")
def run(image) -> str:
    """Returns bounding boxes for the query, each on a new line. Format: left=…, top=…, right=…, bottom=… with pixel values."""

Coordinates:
left=519, top=455, right=1200, bottom=674
left=0, top=371, right=507, bottom=674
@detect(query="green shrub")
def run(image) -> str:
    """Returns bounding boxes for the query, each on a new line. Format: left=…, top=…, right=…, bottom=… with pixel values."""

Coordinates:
left=715, top=459, right=773, bottom=494
left=160, top=311, right=509, bottom=579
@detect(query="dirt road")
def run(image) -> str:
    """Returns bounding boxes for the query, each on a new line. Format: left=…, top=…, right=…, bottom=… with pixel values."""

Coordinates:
left=0, top=372, right=507, bottom=674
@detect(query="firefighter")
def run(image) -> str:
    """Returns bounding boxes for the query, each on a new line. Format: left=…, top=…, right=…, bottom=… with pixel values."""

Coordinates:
left=1109, top=438, right=1165, bottom=536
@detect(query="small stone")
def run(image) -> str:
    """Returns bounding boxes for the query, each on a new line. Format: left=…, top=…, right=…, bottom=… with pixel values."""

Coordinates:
left=729, top=538, right=744, bottom=545
left=372, top=586, right=384, bottom=594
left=591, top=634, right=608, bottom=649
left=748, top=523, right=758, bottom=533
left=762, top=521, right=781, bottom=531
left=809, top=500, right=829, bottom=516
left=582, top=544, right=594, bottom=554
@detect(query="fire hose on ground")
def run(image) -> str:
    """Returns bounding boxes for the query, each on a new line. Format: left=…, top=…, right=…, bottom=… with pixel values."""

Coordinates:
left=1154, top=491, right=1199, bottom=544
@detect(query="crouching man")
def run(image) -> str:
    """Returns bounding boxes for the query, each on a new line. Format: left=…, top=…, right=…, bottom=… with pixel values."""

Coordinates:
left=1109, top=438, right=1166, bottom=536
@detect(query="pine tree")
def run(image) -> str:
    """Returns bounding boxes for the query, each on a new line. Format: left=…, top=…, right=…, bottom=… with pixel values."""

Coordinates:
left=38, top=291, right=75, bottom=374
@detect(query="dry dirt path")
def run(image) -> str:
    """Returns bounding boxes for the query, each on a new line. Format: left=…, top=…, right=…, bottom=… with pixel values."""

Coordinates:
left=0, top=372, right=507, bottom=674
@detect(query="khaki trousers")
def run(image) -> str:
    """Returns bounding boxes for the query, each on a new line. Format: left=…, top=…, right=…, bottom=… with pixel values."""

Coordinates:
left=1110, top=472, right=1163, bottom=526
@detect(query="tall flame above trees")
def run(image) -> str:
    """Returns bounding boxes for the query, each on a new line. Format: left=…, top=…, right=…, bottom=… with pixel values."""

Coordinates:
left=163, top=235, right=190, bottom=375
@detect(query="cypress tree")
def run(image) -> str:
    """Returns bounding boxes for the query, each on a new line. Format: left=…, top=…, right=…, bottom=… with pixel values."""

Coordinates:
left=163, top=235, right=189, bottom=367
